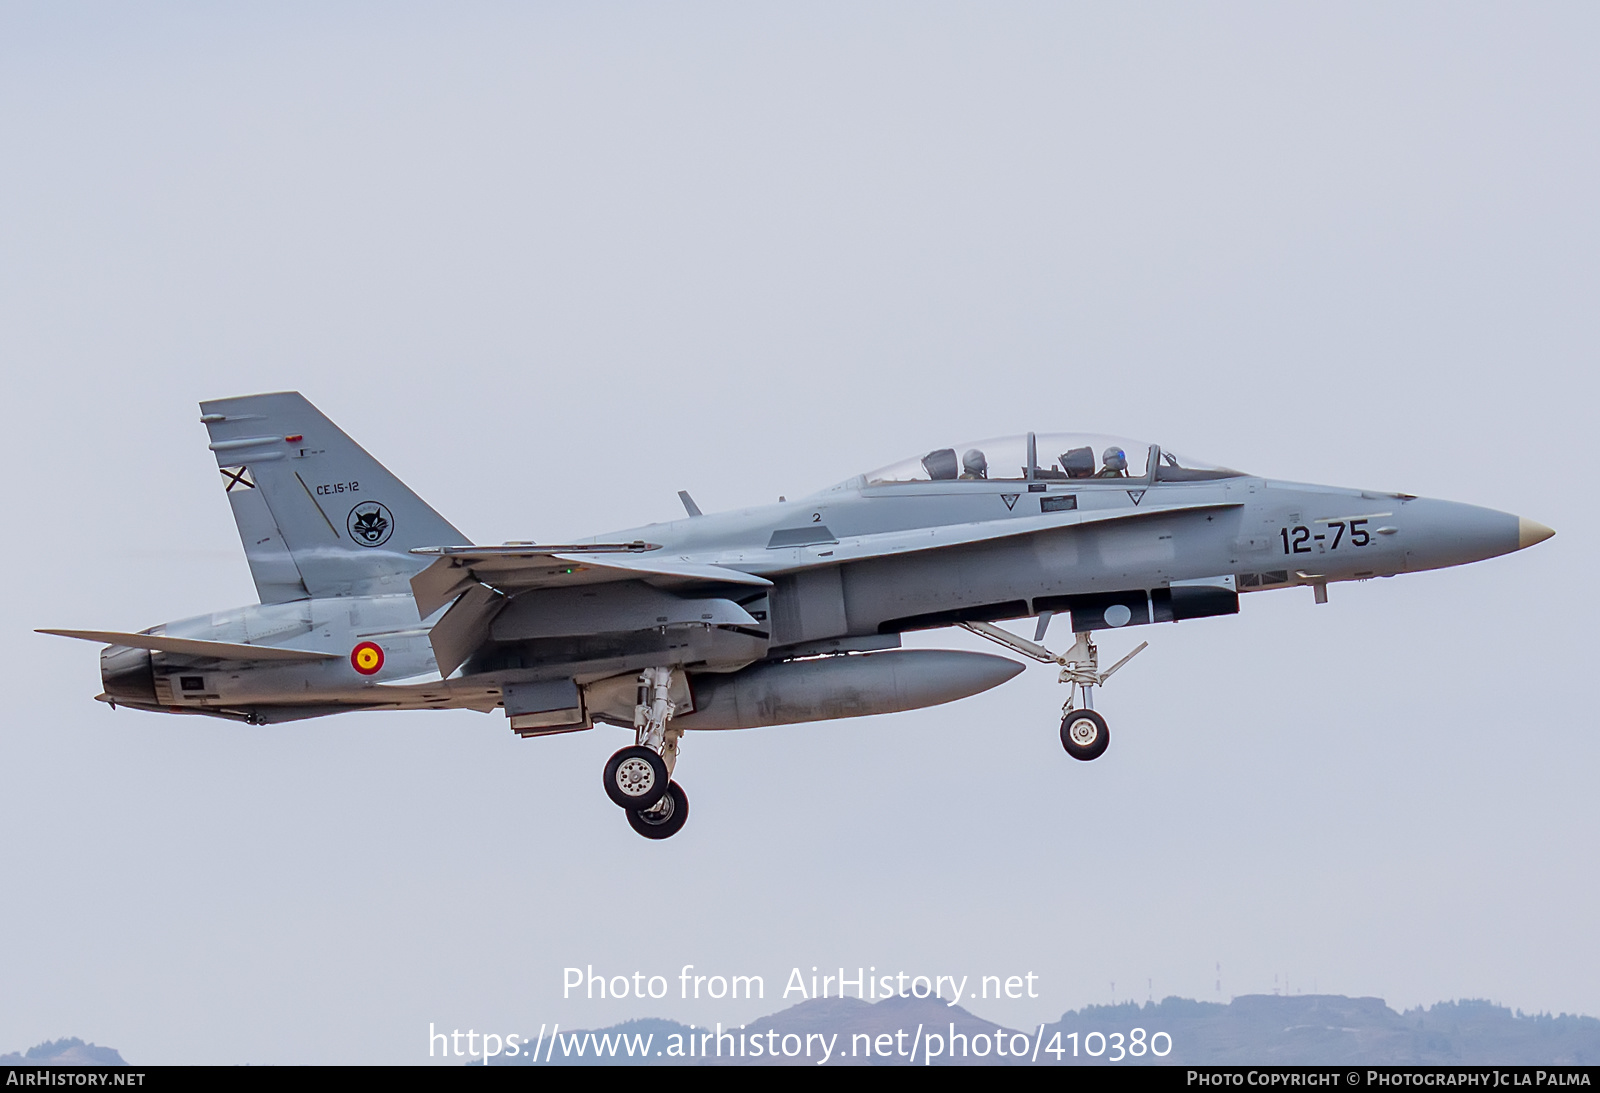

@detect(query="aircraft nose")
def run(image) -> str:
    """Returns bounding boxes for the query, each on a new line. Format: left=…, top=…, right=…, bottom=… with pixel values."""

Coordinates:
left=1395, top=498, right=1540, bottom=574
left=1518, top=518, right=1555, bottom=550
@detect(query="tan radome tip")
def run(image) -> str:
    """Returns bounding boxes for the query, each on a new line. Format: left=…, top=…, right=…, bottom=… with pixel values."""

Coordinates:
left=1518, top=518, right=1555, bottom=549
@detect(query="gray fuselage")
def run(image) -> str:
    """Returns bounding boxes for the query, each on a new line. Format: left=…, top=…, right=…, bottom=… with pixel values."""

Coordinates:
left=109, top=466, right=1528, bottom=727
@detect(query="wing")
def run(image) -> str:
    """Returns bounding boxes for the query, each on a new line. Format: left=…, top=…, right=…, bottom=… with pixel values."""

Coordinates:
left=409, top=544, right=774, bottom=677
left=37, top=629, right=342, bottom=662
left=409, top=543, right=772, bottom=616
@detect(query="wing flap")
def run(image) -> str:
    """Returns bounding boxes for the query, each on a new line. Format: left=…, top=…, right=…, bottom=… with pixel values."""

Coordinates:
left=37, top=629, right=342, bottom=662
left=426, top=584, right=505, bottom=678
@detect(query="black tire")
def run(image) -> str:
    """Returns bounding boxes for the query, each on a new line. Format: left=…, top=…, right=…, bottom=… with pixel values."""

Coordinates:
left=1060, top=709, right=1110, bottom=761
left=603, top=746, right=669, bottom=810
left=627, top=781, right=689, bottom=840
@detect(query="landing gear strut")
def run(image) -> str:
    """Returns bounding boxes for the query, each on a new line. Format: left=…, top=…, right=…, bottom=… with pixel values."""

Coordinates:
left=603, top=666, right=691, bottom=839
left=960, top=622, right=1146, bottom=763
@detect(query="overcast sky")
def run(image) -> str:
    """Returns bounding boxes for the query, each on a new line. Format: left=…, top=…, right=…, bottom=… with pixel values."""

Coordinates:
left=2, top=3, right=1595, bottom=1064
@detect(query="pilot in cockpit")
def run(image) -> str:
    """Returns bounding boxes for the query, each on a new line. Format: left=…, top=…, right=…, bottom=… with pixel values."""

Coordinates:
left=1096, top=446, right=1128, bottom=478
left=959, top=449, right=988, bottom=480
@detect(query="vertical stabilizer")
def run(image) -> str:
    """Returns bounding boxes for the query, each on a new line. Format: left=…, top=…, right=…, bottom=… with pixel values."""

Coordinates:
left=200, top=392, right=468, bottom=600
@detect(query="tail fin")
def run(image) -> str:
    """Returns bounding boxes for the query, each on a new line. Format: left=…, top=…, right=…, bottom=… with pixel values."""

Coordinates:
left=200, top=392, right=468, bottom=601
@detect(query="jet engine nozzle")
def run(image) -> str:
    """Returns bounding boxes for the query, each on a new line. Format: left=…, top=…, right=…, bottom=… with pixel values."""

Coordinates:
left=100, top=645, right=157, bottom=705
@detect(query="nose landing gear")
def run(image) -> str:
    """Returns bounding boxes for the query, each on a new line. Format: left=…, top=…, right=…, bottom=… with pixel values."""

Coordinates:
left=1060, top=708, right=1109, bottom=761
left=960, top=622, right=1146, bottom=763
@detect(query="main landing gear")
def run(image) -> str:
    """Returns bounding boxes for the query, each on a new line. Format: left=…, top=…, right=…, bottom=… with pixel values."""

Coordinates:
left=960, top=622, right=1147, bottom=763
left=603, top=666, right=689, bottom=840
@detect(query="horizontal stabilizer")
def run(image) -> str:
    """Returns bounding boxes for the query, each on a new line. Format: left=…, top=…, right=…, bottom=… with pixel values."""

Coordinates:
left=37, top=629, right=341, bottom=662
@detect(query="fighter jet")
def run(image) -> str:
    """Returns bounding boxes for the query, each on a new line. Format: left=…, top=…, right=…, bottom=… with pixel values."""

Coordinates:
left=41, top=393, right=1553, bottom=839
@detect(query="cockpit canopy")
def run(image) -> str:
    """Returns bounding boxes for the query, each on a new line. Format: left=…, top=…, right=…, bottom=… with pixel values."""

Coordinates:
left=863, top=433, right=1244, bottom=485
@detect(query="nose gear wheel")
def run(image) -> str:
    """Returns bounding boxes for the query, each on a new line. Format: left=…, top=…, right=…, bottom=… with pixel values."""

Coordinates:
left=1060, top=708, right=1109, bottom=761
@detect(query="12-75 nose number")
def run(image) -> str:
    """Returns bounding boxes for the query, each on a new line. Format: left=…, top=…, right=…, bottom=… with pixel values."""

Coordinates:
left=1281, top=519, right=1371, bottom=555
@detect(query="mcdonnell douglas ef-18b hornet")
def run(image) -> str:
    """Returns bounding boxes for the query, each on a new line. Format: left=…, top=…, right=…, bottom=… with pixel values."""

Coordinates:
left=42, top=393, right=1553, bottom=839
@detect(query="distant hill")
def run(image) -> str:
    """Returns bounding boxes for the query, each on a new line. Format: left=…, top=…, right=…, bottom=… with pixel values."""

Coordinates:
left=0, top=1038, right=126, bottom=1066
left=488, top=993, right=1600, bottom=1065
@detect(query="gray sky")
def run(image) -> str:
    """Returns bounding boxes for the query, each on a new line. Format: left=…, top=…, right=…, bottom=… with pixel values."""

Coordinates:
left=2, top=3, right=1595, bottom=1064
